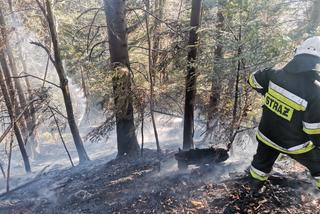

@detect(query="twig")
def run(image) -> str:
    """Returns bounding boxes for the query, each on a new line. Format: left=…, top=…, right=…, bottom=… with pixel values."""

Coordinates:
left=9, top=74, right=60, bottom=88
left=0, top=162, right=5, bottom=179
left=49, top=107, right=74, bottom=167
left=6, top=131, right=13, bottom=193
left=141, top=110, right=144, bottom=156
left=86, top=8, right=100, bottom=53
left=89, top=40, right=107, bottom=61
left=30, top=41, right=56, bottom=68
left=35, top=0, right=47, bottom=18
left=77, top=7, right=102, bottom=20
left=48, top=105, right=68, bottom=119
left=127, top=7, right=182, bottom=36
left=0, top=99, right=39, bottom=145
left=42, top=53, right=51, bottom=88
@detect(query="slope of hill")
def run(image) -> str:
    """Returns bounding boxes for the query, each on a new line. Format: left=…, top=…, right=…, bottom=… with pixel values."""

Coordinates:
left=0, top=149, right=319, bottom=213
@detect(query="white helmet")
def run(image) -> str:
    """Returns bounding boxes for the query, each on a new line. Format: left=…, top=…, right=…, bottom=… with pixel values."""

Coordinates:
left=295, top=36, right=320, bottom=58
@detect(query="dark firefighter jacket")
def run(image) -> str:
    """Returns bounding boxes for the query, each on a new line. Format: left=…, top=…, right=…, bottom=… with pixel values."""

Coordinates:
left=249, top=54, right=320, bottom=154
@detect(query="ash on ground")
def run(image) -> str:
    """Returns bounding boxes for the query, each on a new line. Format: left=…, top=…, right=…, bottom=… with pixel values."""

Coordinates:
left=0, top=149, right=319, bottom=213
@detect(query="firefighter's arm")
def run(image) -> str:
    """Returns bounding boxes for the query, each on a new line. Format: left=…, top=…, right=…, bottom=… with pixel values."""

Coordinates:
left=303, top=99, right=320, bottom=146
left=248, top=68, right=272, bottom=95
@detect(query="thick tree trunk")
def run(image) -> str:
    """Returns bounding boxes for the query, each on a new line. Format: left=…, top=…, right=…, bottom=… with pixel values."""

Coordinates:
left=103, top=0, right=140, bottom=156
left=45, top=0, right=89, bottom=163
left=207, top=0, right=224, bottom=129
left=183, top=0, right=202, bottom=150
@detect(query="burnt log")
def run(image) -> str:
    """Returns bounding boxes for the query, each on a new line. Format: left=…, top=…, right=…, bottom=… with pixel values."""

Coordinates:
left=175, top=148, right=229, bottom=169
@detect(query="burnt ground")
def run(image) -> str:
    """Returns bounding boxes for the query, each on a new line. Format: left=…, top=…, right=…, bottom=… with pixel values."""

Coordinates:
left=0, top=149, right=319, bottom=214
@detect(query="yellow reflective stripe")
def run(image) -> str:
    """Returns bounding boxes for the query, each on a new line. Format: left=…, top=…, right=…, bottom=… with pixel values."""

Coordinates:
left=269, top=82, right=308, bottom=110
left=268, top=88, right=306, bottom=111
left=256, top=131, right=315, bottom=154
left=250, top=168, right=268, bottom=181
left=249, top=72, right=263, bottom=89
left=303, top=127, right=320, bottom=135
left=303, top=122, right=320, bottom=135
left=316, top=179, right=320, bottom=188
left=265, top=93, right=294, bottom=121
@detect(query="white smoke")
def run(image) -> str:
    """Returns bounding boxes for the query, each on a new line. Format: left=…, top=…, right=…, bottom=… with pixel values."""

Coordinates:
left=66, top=76, right=87, bottom=126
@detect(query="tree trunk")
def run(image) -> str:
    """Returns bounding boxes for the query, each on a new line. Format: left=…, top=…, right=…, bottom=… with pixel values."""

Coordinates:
left=0, top=66, right=31, bottom=173
left=145, top=0, right=161, bottom=153
left=45, top=0, right=89, bottom=163
left=229, top=21, right=246, bottom=146
left=0, top=39, right=31, bottom=171
left=0, top=7, right=29, bottom=138
left=307, top=0, right=320, bottom=35
left=207, top=0, right=224, bottom=130
left=183, top=0, right=202, bottom=150
left=6, top=1, right=39, bottom=158
left=103, top=0, right=140, bottom=156
left=152, top=0, right=166, bottom=83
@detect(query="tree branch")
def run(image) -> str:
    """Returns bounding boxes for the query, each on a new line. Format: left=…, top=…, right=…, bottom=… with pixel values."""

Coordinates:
left=30, top=41, right=56, bottom=68
left=9, top=74, right=60, bottom=88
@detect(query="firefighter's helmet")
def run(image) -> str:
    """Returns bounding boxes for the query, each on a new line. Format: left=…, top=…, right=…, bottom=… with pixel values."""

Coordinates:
left=295, top=36, right=320, bottom=58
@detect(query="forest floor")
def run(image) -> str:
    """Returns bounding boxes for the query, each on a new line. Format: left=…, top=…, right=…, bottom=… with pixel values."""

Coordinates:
left=0, top=149, right=319, bottom=213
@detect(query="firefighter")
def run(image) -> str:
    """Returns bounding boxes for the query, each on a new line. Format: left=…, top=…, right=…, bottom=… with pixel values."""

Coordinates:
left=248, top=36, right=320, bottom=191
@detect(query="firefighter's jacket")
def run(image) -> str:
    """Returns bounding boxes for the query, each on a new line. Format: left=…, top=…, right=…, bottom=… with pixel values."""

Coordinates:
left=249, top=54, right=320, bottom=154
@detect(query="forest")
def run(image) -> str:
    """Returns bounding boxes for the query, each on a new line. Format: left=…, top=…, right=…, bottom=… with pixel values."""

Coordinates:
left=0, top=0, right=320, bottom=213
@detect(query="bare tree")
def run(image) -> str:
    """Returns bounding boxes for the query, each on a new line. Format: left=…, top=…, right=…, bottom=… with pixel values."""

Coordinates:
left=103, top=0, right=140, bottom=156
left=6, top=0, right=38, bottom=158
left=207, top=0, right=225, bottom=130
left=0, top=7, right=28, bottom=138
left=0, top=65, right=31, bottom=173
left=183, top=0, right=202, bottom=150
left=35, top=0, right=90, bottom=163
left=145, top=0, right=161, bottom=153
left=152, top=0, right=166, bottom=83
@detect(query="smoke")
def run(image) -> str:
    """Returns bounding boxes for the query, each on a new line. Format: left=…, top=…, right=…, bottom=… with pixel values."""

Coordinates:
left=66, top=76, right=87, bottom=126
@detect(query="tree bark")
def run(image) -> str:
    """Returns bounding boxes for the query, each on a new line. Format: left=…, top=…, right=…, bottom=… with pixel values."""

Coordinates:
left=183, top=0, right=202, bottom=150
left=145, top=0, right=161, bottom=153
left=103, top=0, right=140, bottom=156
left=307, top=0, right=320, bottom=35
left=0, top=66, right=31, bottom=173
left=0, top=7, right=28, bottom=138
left=152, top=0, right=166, bottom=83
left=44, top=0, right=89, bottom=163
left=6, top=1, right=39, bottom=157
left=207, top=0, right=224, bottom=130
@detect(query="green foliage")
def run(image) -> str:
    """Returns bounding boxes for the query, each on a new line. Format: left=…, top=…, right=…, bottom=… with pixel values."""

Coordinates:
left=10, top=0, right=314, bottom=142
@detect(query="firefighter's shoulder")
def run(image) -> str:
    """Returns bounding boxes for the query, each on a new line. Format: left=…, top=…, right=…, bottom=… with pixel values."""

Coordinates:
left=249, top=67, right=274, bottom=89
